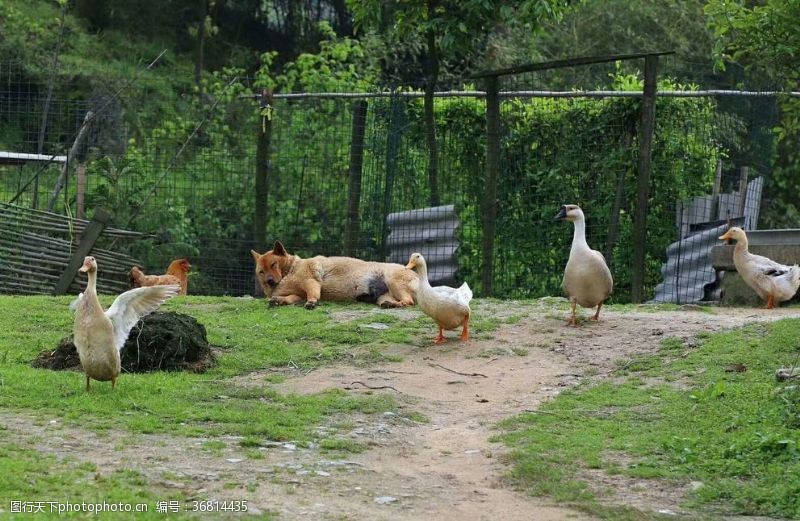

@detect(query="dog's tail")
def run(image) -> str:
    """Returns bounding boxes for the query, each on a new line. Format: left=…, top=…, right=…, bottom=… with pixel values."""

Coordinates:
left=356, top=274, right=390, bottom=303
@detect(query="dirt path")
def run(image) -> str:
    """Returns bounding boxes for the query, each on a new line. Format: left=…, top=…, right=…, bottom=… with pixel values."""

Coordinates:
left=4, top=304, right=798, bottom=519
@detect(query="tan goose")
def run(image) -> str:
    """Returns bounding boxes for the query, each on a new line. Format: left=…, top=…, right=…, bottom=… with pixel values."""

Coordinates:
left=555, top=204, right=613, bottom=325
left=71, top=256, right=179, bottom=391
left=719, top=227, right=800, bottom=308
left=406, top=253, right=472, bottom=344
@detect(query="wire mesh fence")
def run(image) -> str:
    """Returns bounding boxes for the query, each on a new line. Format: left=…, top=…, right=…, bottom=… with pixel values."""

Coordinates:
left=0, top=59, right=788, bottom=301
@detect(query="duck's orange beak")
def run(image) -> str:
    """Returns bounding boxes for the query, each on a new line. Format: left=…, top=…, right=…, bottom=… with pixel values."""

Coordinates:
left=78, top=257, right=92, bottom=273
left=405, top=259, right=416, bottom=270
left=719, top=230, right=733, bottom=241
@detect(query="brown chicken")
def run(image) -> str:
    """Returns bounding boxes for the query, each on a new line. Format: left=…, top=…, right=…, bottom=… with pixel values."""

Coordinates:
left=129, top=258, right=191, bottom=295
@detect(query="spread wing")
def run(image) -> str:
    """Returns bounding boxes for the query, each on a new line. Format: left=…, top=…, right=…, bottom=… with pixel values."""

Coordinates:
left=69, top=292, right=84, bottom=312
left=104, top=285, right=179, bottom=351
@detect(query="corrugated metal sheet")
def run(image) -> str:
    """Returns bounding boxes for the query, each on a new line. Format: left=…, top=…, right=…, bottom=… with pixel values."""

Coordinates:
left=653, top=223, right=728, bottom=303
left=385, top=205, right=460, bottom=286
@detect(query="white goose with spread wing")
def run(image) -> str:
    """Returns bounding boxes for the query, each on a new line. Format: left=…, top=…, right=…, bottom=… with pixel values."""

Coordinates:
left=71, top=256, right=179, bottom=391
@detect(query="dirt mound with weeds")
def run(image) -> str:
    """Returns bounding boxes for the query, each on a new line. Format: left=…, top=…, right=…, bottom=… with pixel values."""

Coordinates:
left=33, top=312, right=216, bottom=373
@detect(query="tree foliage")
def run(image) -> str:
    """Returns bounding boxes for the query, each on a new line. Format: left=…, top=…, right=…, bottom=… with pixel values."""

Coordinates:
left=347, top=0, right=566, bottom=84
left=706, top=0, right=800, bottom=228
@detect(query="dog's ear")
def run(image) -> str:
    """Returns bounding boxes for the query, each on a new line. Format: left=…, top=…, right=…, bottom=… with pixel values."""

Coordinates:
left=273, top=240, right=287, bottom=256
left=250, top=250, right=261, bottom=263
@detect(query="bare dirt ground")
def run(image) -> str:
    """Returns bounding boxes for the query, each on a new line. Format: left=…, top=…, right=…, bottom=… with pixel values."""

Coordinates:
left=4, top=302, right=798, bottom=520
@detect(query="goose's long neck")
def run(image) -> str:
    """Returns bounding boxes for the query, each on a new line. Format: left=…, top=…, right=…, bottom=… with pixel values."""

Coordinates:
left=416, top=263, right=431, bottom=289
left=734, top=236, right=749, bottom=255
left=571, top=216, right=590, bottom=252
left=85, top=270, right=98, bottom=297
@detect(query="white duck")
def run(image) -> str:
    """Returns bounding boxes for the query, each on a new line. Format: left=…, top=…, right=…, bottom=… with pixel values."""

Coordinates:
left=71, top=256, right=179, bottom=391
left=406, top=253, right=472, bottom=344
left=555, top=204, right=614, bottom=326
left=719, top=227, right=800, bottom=308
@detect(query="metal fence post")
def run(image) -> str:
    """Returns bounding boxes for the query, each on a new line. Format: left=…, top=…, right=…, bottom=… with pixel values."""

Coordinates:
left=344, top=100, right=368, bottom=256
left=482, top=75, right=500, bottom=297
left=631, top=55, right=658, bottom=303
left=253, top=89, right=273, bottom=296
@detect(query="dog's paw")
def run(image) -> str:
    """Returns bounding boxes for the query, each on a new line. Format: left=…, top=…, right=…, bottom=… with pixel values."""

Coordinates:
left=269, top=297, right=281, bottom=307
left=304, top=300, right=318, bottom=310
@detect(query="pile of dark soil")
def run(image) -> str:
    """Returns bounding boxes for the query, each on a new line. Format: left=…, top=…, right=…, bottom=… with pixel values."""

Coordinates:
left=33, top=312, right=216, bottom=373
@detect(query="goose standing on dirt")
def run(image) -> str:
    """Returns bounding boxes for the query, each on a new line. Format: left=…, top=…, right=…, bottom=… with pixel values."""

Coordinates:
left=555, top=204, right=613, bottom=326
left=71, top=256, right=179, bottom=391
left=719, top=227, right=800, bottom=308
left=406, top=253, right=472, bottom=344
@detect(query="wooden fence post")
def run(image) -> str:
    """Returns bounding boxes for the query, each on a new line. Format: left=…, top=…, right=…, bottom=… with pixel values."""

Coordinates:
left=381, top=95, right=403, bottom=259
left=253, top=89, right=273, bottom=296
left=709, top=159, right=723, bottom=220
left=482, top=75, right=501, bottom=297
left=54, top=208, right=110, bottom=295
left=76, top=163, right=87, bottom=221
left=344, top=100, right=368, bottom=256
left=631, top=55, right=658, bottom=303
left=605, top=124, right=635, bottom=263
left=737, top=166, right=749, bottom=218
left=47, top=110, right=93, bottom=212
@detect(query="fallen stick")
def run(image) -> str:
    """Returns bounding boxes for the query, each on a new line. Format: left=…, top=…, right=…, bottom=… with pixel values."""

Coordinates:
left=371, top=369, right=421, bottom=375
left=345, top=381, right=401, bottom=393
left=428, top=363, right=487, bottom=378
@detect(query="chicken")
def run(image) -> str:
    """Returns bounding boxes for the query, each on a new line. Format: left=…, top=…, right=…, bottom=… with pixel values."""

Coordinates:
left=129, top=258, right=191, bottom=295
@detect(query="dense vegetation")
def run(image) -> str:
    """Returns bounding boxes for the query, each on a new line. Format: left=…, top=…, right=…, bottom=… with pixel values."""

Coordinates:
left=0, top=1, right=797, bottom=297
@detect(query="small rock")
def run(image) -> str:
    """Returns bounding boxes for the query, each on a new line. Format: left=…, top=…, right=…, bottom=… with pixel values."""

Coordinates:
left=464, top=449, right=480, bottom=454
left=689, top=481, right=703, bottom=491
left=226, top=458, right=243, bottom=463
left=374, top=496, right=397, bottom=505
left=657, top=509, right=677, bottom=516
left=283, top=443, right=297, bottom=451
left=360, top=323, right=390, bottom=330
left=776, top=367, right=799, bottom=381
left=383, top=411, right=396, bottom=417
left=49, top=420, right=58, bottom=425
left=315, top=471, right=331, bottom=477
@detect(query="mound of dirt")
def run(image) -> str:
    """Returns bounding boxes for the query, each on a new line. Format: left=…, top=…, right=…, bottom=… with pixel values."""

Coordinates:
left=33, top=312, right=216, bottom=373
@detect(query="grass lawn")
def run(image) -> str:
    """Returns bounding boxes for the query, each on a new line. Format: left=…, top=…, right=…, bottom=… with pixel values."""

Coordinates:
left=0, top=295, right=505, bottom=518
left=497, top=319, right=800, bottom=520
